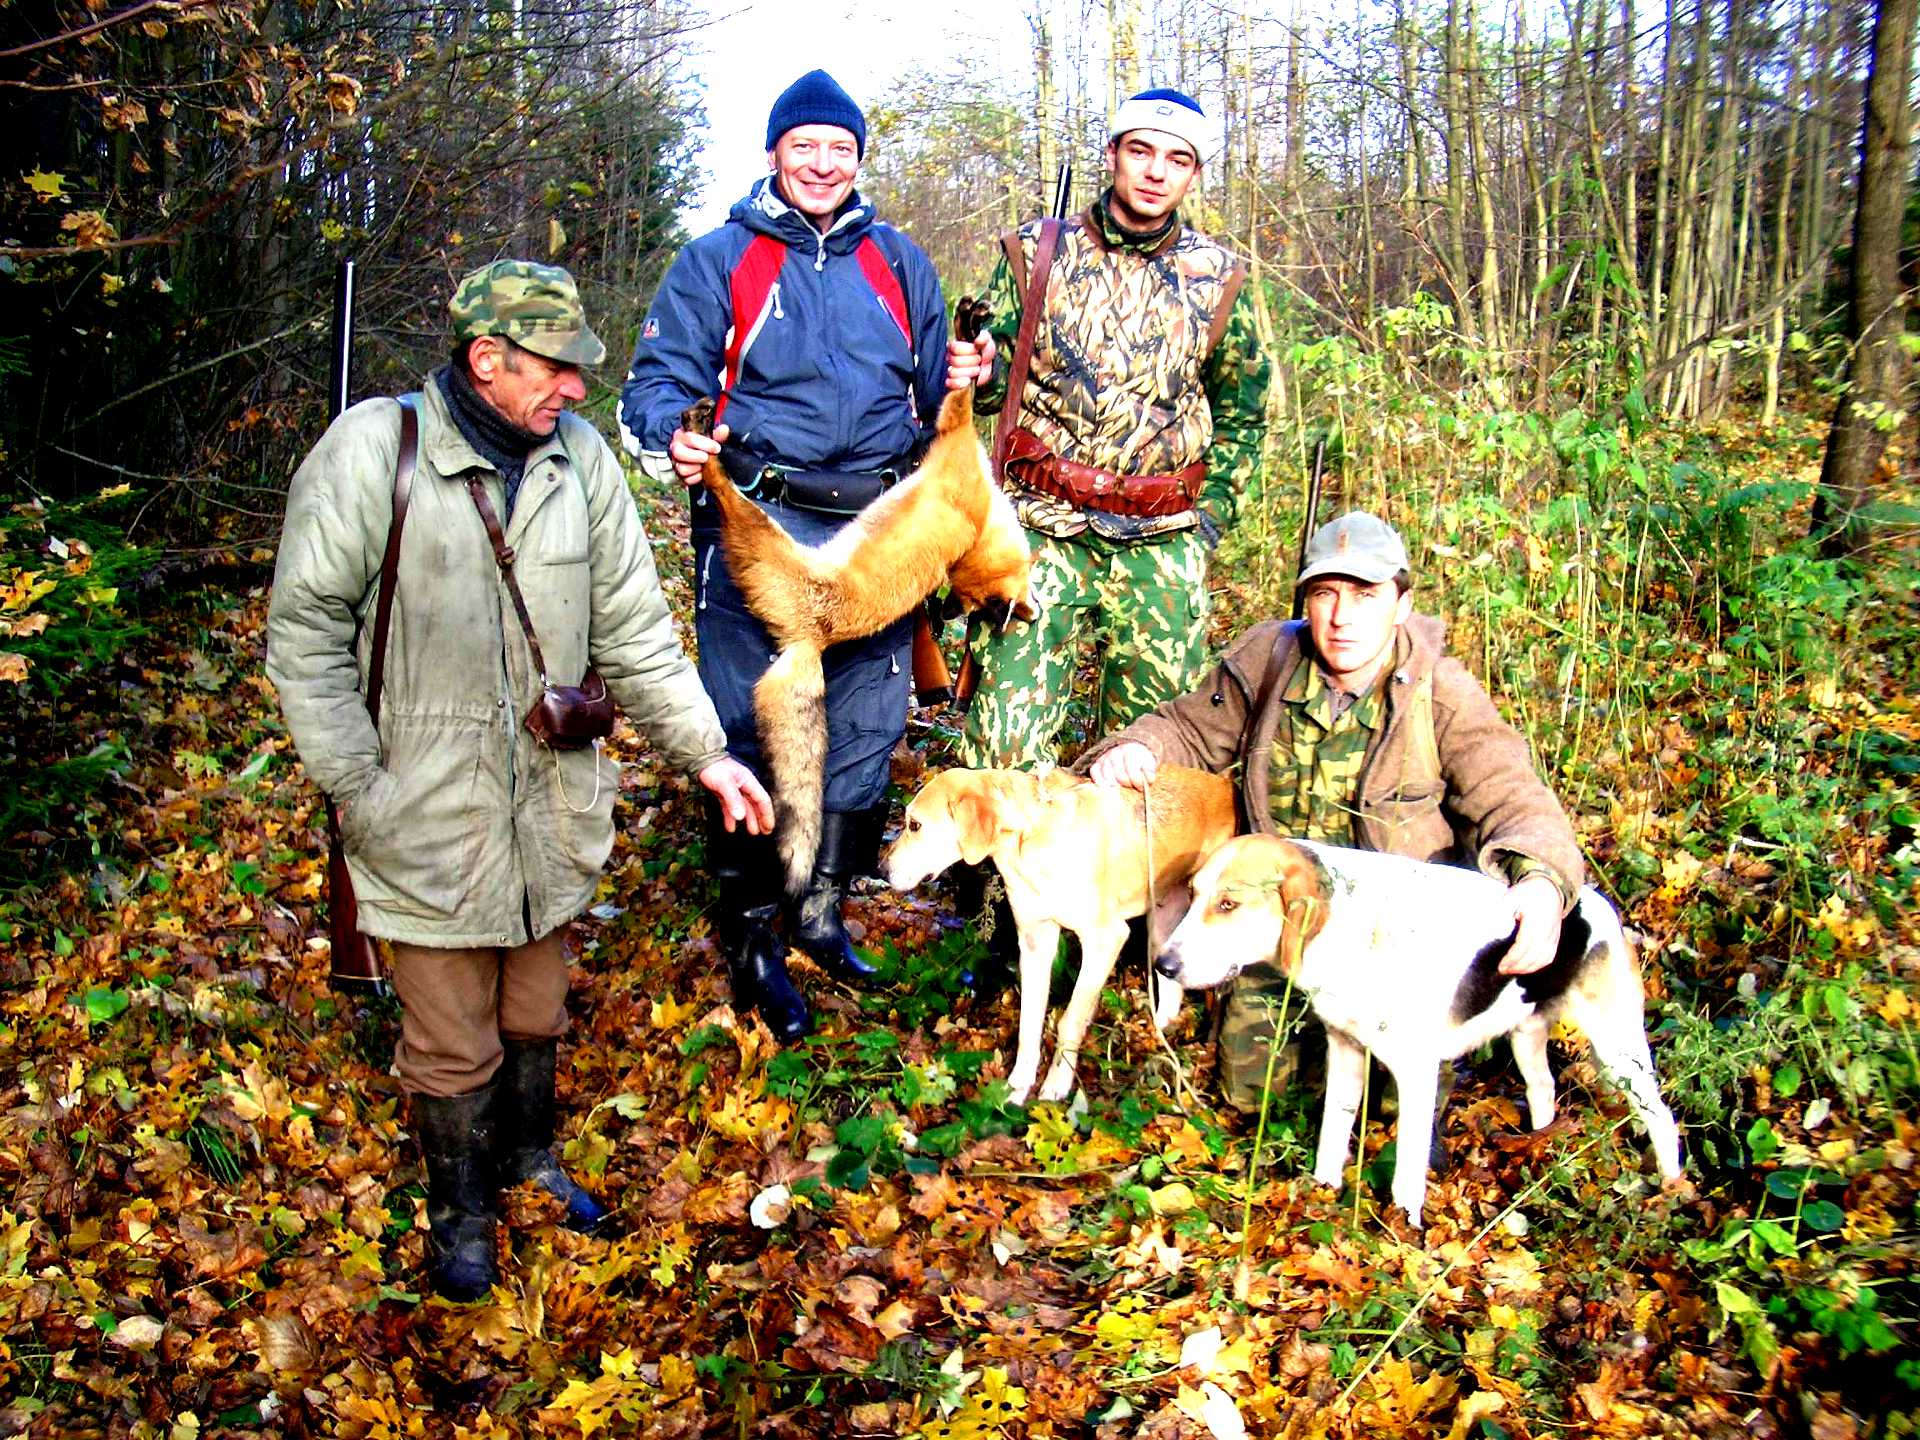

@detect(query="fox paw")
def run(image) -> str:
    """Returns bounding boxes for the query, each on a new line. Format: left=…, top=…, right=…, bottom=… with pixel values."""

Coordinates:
left=682, top=397, right=717, bottom=437
left=954, top=295, right=990, bottom=341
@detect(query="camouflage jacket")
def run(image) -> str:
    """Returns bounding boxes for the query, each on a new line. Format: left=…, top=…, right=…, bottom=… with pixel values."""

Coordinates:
left=1078, top=614, right=1585, bottom=908
left=975, top=192, right=1269, bottom=542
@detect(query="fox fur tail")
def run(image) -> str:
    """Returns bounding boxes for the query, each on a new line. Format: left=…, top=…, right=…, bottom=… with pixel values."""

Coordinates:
left=754, top=643, right=828, bottom=893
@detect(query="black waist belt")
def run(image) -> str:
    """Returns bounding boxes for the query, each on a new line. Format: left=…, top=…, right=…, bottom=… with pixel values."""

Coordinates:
left=719, top=446, right=916, bottom=516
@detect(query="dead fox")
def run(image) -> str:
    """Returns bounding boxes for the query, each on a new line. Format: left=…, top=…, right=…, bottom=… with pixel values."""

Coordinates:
left=682, top=296, right=1035, bottom=893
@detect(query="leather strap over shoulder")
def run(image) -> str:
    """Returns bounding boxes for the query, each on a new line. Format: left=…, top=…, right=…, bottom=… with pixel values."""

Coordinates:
left=466, top=478, right=554, bottom=685
left=364, top=396, right=418, bottom=726
left=1206, top=259, right=1250, bottom=357
left=1244, top=620, right=1303, bottom=748
left=992, top=217, right=1066, bottom=474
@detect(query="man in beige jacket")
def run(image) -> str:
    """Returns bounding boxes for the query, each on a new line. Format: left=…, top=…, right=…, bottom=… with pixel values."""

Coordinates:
left=267, top=260, right=769, bottom=1300
left=1085, top=512, right=1583, bottom=1113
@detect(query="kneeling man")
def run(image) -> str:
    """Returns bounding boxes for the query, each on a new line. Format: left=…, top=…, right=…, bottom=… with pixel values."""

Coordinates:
left=1083, top=511, right=1583, bottom=1112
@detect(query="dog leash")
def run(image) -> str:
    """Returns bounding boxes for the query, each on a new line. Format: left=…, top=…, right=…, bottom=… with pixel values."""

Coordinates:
left=1139, top=778, right=1201, bottom=1111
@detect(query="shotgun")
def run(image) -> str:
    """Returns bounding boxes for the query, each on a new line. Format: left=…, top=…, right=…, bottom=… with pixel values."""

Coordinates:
left=953, top=160, right=1074, bottom=712
left=1289, top=437, right=1327, bottom=621
left=322, top=257, right=390, bottom=995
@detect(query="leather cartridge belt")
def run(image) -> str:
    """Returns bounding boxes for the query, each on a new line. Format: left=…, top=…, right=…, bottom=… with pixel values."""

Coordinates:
left=1003, top=426, right=1206, bottom=519
left=719, top=445, right=917, bottom=516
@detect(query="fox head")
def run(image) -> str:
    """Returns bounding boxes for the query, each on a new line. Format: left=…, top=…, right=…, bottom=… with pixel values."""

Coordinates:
left=948, top=486, right=1037, bottom=625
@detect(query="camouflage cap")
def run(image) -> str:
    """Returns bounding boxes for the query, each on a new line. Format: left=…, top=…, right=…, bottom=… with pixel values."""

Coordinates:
left=448, top=259, right=606, bottom=367
left=1296, top=511, right=1410, bottom=586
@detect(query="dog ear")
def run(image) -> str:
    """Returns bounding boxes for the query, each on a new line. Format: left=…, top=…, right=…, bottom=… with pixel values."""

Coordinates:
left=952, top=784, right=1003, bottom=865
left=1275, top=844, right=1330, bottom=978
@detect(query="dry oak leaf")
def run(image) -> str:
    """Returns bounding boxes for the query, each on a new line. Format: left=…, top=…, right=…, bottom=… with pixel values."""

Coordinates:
left=249, top=1313, right=321, bottom=1376
left=177, top=1217, right=267, bottom=1281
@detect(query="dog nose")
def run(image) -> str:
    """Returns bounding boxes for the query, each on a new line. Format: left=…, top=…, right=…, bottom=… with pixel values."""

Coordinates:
left=1153, top=950, right=1181, bottom=979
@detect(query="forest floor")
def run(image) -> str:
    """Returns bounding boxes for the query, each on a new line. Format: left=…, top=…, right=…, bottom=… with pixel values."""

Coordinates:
left=0, top=412, right=1915, bottom=1439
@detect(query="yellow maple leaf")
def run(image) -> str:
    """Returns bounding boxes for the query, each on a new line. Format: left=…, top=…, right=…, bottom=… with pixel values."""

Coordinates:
left=1480, top=1245, right=1544, bottom=1297
left=0, top=653, right=27, bottom=684
left=1880, top=988, right=1913, bottom=1024
left=23, top=169, right=65, bottom=201
left=650, top=992, right=698, bottom=1029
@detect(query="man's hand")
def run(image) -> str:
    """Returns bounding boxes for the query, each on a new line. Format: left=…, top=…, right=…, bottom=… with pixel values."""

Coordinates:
left=669, top=421, right=730, bottom=485
left=698, top=758, right=774, bottom=834
left=1088, top=741, right=1158, bottom=790
left=945, top=332, right=997, bottom=391
left=1499, top=872, right=1565, bottom=974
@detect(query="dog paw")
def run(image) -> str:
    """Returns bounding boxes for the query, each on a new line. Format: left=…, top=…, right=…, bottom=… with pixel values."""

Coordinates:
left=681, top=397, right=717, bottom=437
left=1311, top=1166, right=1346, bottom=1195
left=1036, top=1067, right=1077, bottom=1104
left=1005, top=1073, right=1037, bottom=1107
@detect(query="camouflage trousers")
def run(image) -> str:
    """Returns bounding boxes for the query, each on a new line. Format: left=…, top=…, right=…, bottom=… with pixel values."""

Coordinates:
left=1216, top=956, right=1317, bottom=1113
left=958, top=530, right=1210, bottom=769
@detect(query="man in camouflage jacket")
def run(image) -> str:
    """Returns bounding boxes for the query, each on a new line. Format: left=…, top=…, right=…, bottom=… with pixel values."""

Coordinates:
left=944, top=88, right=1270, bottom=769
left=268, top=260, right=770, bottom=1300
left=1084, top=512, right=1584, bottom=1112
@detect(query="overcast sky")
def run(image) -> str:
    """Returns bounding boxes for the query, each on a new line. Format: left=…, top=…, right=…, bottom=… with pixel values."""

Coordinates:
left=677, top=0, right=1033, bottom=232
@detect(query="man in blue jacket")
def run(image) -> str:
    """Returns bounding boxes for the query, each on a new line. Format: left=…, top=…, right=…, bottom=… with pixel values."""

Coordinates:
left=621, top=70, right=949, bottom=1042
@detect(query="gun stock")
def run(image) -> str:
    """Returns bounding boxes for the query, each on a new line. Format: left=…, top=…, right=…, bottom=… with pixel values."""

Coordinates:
left=912, top=601, right=953, bottom=706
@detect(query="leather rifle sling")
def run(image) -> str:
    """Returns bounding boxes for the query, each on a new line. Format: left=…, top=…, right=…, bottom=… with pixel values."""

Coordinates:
left=365, top=397, right=418, bottom=722
left=324, top=396, right=417, bottom=989
left=991, top=217, right=1065, bottom=475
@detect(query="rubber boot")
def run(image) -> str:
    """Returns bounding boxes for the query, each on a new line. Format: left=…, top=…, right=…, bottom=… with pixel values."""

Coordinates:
left=709, top=803, right=812, bottom=1042
left=952, top=861, right=1019, bottom=1002
left=412, top=1086, right=499, bottom=1302
left=497, top=1038, right=611, bottom=1235
left=790, top=809, right=882, bottom=987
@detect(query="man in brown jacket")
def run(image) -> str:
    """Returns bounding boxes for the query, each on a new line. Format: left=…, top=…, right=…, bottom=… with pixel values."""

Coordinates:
left=1084, top=511, right=1583, bottom=1111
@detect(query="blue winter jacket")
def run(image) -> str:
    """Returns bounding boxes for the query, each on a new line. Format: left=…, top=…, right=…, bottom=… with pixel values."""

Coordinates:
left=620, top=177, right=949, bottom=471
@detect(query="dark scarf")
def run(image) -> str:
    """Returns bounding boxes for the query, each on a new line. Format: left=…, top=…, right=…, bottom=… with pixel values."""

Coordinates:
left=436, top=363, right=540, bottom=516
left=1096, top=187, right=1180, bottom=252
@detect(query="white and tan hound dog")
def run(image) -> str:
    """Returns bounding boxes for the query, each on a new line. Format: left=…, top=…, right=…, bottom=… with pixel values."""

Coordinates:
left=885, top=766, right=1235, bottom=1104
left=1156, top=834, right=1683, bottom=1227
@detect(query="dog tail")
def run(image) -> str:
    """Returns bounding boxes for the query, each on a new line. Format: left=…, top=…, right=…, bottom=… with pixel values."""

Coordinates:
left=754, top=642, right=828, bottom=893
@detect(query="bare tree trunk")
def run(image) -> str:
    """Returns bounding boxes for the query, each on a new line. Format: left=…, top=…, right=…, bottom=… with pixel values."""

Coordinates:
left=1442, top=0, right=1476, bottom=339
left=1813, top=0, right=1917, bottom=557
left=1647, top=0, right=1680, bottom=342
left=1033, top=6, right=1057, bottom=216
left=1761, top=0, right=1809, bottom=427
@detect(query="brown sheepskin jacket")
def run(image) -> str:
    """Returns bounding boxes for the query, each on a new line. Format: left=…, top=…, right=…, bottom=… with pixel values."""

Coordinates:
left=1078, top=614, right=1586, bottom=907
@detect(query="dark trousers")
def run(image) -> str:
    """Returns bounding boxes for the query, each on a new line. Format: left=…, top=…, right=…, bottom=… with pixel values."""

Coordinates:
left=690, top=490, right=913, bottom=814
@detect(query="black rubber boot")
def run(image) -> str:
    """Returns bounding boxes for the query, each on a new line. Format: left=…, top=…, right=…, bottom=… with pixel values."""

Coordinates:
left=790, top=809, right=883, bottom=987
left=847, top=803, right=893, bottom=883
left=709, top=804, right=812, bottom=1042
left=413, top=1086, right=499, bottom=1302
left=497, top=1038, right=612, bottom=1235
left=952, top=861, right=1019, bottom=1002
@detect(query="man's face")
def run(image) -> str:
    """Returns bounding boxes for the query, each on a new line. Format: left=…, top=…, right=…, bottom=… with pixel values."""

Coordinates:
left=769, top=125, right=861, bottom=230
left=468, top=337, right=587, bottom=437
left=1302, top=575, right=1413, bottom=689
left=1105, top=130, right=1199, bottom=229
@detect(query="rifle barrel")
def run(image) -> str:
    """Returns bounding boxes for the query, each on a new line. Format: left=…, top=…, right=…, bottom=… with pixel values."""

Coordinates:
left=327, top=258, right=357, bottom=422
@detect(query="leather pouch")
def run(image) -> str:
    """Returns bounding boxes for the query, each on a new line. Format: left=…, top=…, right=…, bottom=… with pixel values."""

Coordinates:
left=524, top=668, right=615, bottom=750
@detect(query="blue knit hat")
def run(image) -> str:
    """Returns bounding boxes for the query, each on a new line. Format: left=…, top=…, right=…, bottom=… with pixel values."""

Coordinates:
left=765, top=70, right=866, bottom=156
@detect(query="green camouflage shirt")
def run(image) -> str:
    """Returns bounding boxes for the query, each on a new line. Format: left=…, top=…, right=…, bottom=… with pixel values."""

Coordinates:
left=1265, top=650, right=1389, bottom=844
left=974, top=193, right=1269, bottom=534
left=1264, top=632, right=1571, bottom=899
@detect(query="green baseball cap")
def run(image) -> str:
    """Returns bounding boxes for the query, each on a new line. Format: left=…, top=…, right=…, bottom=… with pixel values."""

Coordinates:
left=448, top=259, right=606, bottom=366
left=1296, top=511, right=1410, bottom=586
